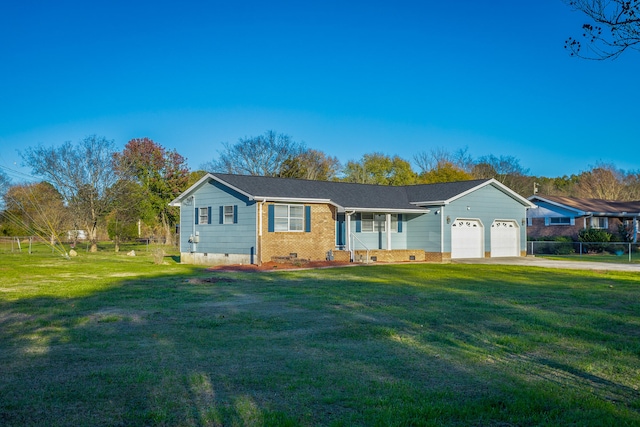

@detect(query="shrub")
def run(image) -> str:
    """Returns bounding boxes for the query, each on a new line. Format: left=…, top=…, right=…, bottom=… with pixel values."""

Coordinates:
left=578, top=228, right=611, bottom=253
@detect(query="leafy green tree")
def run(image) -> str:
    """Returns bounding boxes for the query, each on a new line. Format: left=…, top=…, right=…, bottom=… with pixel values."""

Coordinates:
left=343, top=153, right=417, bottom=185
left=565, top=0, right=640, bottom=59
left=113, top=137, right=190, bottom=244
left=21, top=135, right=119, bottom=252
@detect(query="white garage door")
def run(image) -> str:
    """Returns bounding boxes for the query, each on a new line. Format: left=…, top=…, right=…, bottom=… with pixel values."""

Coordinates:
left=490, top=220, right=520, bottom=257
left=451, top=219, right=484, bottom=259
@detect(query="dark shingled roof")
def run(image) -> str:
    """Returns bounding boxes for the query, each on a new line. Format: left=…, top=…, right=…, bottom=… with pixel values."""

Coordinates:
left=531, top=195, right=640, bottom=214
left=212, top=174, right=493, bottom=210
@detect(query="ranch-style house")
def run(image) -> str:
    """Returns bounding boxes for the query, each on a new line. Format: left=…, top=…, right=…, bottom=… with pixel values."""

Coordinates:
left=169, top=173, right=535, bottom=265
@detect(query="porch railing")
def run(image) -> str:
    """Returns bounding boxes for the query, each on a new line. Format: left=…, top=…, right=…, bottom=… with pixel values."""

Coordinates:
left=350, top=233, right=370, bottom=263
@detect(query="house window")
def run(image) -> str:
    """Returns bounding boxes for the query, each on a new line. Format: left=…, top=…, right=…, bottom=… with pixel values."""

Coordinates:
left=223, top=205, right=234, bottom=224
left=360, top=213, right=398, bottom=232
left=274, top=204, right=304, bottom=232
left=549, top=217, right=571, bottom=225
left=199, top=207, right=209, bottom=224
left=590, top=217, right=608, bottom=229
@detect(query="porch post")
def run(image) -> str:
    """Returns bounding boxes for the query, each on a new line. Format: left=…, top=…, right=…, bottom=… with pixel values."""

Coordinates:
left=345, top=212, right=352, bottom=251
left=386, top=213, right=392, bottom=250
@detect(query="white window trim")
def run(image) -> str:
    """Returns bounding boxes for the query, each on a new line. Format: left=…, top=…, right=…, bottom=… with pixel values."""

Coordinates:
left=590, top=217, right=608, bottom=229
left=361, top=213, right=398, bottom=233
left=274, top=204, right=304, bottom=232
left=199, top=206, right=209, bottom=225
left=548, top=217, right=572, bottom=226
left=223, top=205, right=234, bottom=224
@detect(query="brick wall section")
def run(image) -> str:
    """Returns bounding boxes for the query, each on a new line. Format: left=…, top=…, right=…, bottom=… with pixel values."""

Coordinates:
left=353, top=249, right=426, bottom=263
left=259, top=203, right=336, bottom=263
left=431, top=252, right=449, bottom=263
left=528, top=217, right=624, bottom=240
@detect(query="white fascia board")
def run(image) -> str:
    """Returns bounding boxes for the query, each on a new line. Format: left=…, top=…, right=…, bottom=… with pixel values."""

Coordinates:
left=344, top=207, right=429, bottom=213
left=169, top=173, right=217, bottom=206
left=450, top=179, right=536, bottom=208
left=410, top=201, right=449, bottom=206
left=256, top=196, right=334, bottom=204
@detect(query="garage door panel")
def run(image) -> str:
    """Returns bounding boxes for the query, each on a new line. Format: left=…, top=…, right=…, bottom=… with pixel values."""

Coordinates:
left=491, top=220, right=519, bottom=257
left=451, top=219, right=484, bottom=259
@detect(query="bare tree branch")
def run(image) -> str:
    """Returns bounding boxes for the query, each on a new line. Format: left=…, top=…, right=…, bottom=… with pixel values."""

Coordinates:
left=565, top=0, right=640, bottom=59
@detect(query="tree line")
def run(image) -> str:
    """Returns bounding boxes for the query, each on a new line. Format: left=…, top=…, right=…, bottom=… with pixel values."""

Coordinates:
left=1, top=131, right=639, bottom=250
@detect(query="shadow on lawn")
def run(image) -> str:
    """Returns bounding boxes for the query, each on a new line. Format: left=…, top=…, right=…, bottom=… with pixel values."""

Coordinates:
left=1, top=264, right=639, bottom=426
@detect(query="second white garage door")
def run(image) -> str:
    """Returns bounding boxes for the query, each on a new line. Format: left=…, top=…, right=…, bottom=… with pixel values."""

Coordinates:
left=451, top=219, right=484, bottom=259
left=490, top=220, right=520, bottom=257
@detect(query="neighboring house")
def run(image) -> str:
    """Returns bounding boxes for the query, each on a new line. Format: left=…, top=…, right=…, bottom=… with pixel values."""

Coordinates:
left=169, top=173, right=535, bottom=265
left=527, top=195, right=640, bottom=242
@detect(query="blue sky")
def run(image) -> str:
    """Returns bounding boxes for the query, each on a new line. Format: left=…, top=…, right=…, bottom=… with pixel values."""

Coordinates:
left=1, top=0, right=638, bottom=182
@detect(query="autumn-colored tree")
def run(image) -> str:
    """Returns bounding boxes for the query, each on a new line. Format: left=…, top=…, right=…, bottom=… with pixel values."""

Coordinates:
left=21, top=135, right=119, bottom=252
left=2, top=182, right=71, bottom=244
left=113, top=137, right=190, bottom=244
left=418, top=162, right=473, bottom=184
left=574, top=163, right=626, bottom=200
left=564, top=0, right=640, bottom=59
left=342, top=153, right=417, bottom=185
left=471, top=155, right=532, bottom=196
left=279, top=149, right=341, bottom=181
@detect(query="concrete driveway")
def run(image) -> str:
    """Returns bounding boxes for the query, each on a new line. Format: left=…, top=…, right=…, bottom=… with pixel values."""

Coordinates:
left=452, top=256, right=640, bottom=272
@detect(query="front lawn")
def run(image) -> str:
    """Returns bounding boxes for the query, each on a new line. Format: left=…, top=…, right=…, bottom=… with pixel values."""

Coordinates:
left=0, top=252, right=638, bottom=426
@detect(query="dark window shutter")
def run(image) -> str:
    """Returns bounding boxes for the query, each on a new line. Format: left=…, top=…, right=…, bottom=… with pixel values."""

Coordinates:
left=195, top=207, right=199, bottom=225
left=398, top=214, right=403, bottom=233
left=305, top=206, right=311, bottom=232
left=233, top=205, right=238, bottom=223
left=219, top=206, right=224, bottom=224
left=208, top=206, right=212, bottom=224
left=355, top=213, right=361, bottom=233
left=268, top=205, right=275, bottom=232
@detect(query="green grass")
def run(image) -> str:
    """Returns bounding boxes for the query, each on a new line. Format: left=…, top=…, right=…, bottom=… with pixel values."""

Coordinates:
left=1, top=250, right=639, bottom=426
left=539, top=253, right=640, bottom=264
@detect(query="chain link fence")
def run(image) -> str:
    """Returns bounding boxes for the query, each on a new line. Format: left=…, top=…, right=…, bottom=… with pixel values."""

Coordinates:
left=0, top=236, right=179, bottom=254
left=527, top=240, right=639, bottom=262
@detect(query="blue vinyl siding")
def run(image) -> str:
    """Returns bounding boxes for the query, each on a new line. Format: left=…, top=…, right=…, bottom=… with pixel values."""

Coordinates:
left=406, top=212, right=441, bottom=252
left=442, top=185, right=527, bottom=253
left=179, top=180, right=256, bottom=255
left=348, top=213, right=409, bottom=250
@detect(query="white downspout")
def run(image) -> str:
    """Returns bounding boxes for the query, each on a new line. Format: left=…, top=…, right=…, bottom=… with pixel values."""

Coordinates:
left=386, top=213, right=392, bottom=250
left=257, top=199, right=266, bottom=265
left=345, top=211, right=354, bottom=253
left=191, top=196, right=197, bottom=253
left=440, top=206, right=445, bottom=255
